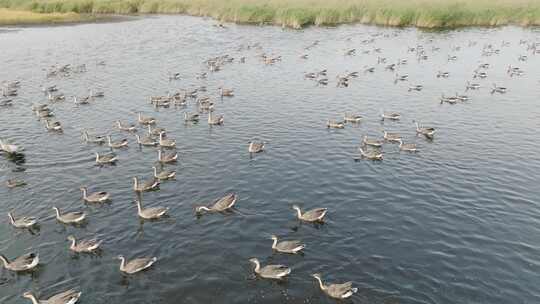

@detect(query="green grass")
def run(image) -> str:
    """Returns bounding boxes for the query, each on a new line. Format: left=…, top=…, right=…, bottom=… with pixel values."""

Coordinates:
left=1, top=0, right=540, bottom=28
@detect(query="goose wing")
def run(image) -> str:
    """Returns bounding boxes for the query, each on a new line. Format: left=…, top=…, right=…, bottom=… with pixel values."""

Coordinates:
left=63, top=212, right=85, bottom=221
left=276, top=240, right=304, bottom=252
left=260, top=264, right=291, bottom=278
left=303, top=208, right=327, bottom=221
left=142, top=207, right=168, bottom=218
left=12, top=253, right=37, bottom=268
left=327, top=282, right=355, bottom=298
left=77, top=238, right=101, bottom=251
left=47, top=289, right=81, bottom=304
left=212, top=193, right=237, bottom=211
left=125, top=257, right=156, bottom=273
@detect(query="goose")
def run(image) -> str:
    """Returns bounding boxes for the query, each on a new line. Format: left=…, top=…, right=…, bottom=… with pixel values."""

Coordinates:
left=6, top=179, right=27, bottom=188
left=248, top=141, right=265, bottom=153
left=80, top=187, right=110, bottom=203
left=270, top=235, right=305, bottom=254
left=41, top=84, right=58, bottom=93
left=312, top=273, right=357, bottom=299
left=67, top=235, right=102, bottom=253
left=358, top=147, right=383, bottom=160
left=455, top=92, right=469, bottom=101
left=436, top=71, right=450, bottom=78
left=385, top=63, right=396, bottom=71
left=304, top=72, right=317, bottom=79
left=115, top=120, right=137, bottom=132
left=0, top=253, right=39, bottom=272
left=83, top=131, right=105, bottom=144
left=249, top=258, right=291, bottom=279
left=362, top=135, right=383, bottom=147
left=32, top=103, right=50, bottom=111
left=518, top=55, right=528, bottom=61
left=72, top=96, right=91, bottom=105
left=195, top=193, right=237, bottom=214
left=478, top=63, right=490, bottom=69
left=447, top=55, right=457, bottom=61
left=381, top=111, right=400, bottom=121
left=208, top=111, right=224, bottom=125
left=408, top=85, right=423, bottom=92
left=157, top=150, right=177, bottom=163
left=184, top=112, right=199, bottom=122
left=53, top=207, right=86, bottom=224
left=148, top=125, right=166, bottom=136
left=327, top=120, right=344, bottom=129
left=95, top=152, right=117, bottom=164
left=398, top=139, right=417, bottom=152
left=440, top=94, right=458, bottom=104
left=135, top=134, right=158, bottom=146
left=465, top=81, right=481, bottom=90
left=364, top=66, right=375, bottom=73
left=0, top=138, right=23, bottom=154
left=473, top=70, right=488, bottom=79
left=383, top=131, right=401, bottom=142
left=118, top=255, right=157, bottom=274
left=0, top=98, right=13, bottom=106
left=219, top=87, right=234, bottom=97
left=137, top=113, right=156, bottom=125
left=346, top=71, right=358, bottom=78
left=292, top=205, right=327, bottom=222
left=35, top=109, right=54, bottom=118
left=2, top=88, right=18, bottom=97
left=134, top=200, right=168, bottom=219
left=343, top=113, right=362, bottom=123
left=158, top=132, right=175, bottom=148
left=491, top=84, right=507, bottom=94
left=344, top=48, right=356, bottom=56
left=152, top=166, right=176, bottom=180
left=22, top=289, right=81, bottom=304
left=89, top=90, right=104, bottom=98
left=45, top=120, right=62, bottom=132
left=168, top=72, right=181, bottom=80
left=8, top=212, right=37, bottom=228
left=414, top=121, right=435, bottom=138
left=107, top=135, right=128, bottom=149
left=132, top=177, right=160, bottom=192
left=317, top=78, right=329, bottom=86
left=47, top=92, right=65, bottom=102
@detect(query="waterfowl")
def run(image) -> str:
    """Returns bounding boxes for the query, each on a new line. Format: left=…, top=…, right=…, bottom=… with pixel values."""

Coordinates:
left=0, top=253, right=39, bottom=272
left=381, top=111, right=400, bottom=121
left=152, top=166, right=176, bottom=180
left=414, top=121, right=435, bottom=138
left=317, top=78, right=329, bottom=86
left=90, top=89, right=104, bottom=98
left=478, top=63, right=490, bottom=69
left=398, top=139, right=417, bottom=152
left=6, top=179, right=27, bottom=188
left=219, top=87, right=234, bottom=97
left=327, top=120, right=344, bottom=129
left=134, top=200, right=168, bottom=219
left=364, top=66, right=375, bottom=73
left=248, top=141, right=265, bottom=153
left=184, top=112, right=200, bottom=122
left=447, top=55, right=458, bottom=61
left=95, top=152, right=117, bottom=164
left=8, top=212, right=37, bottom=228
left=118, top=255, right=157, bottom=274
left=437, top=71, right=450, bottom=78
left=47, top=92, right=65, bottom=102
left=115, top=120, right=137, bottom=132
left=35, top=108, right=54, bottom=118
left=73, top=96, right=91, bottom=105
left=270, top=235, right=305, bottom=254
left=168, top=72, right=181, bottom=80
left=518, top=55, right=528, bottom=61
left=466, top=81, right=481, bottom=90
left=22, top=289, right=81, bottom=304
left=148, top=125, right=166, bottom=136
left=135, top=134, right=158, bottom=146
left=158, top=132, right=175, bottom=148
left=408, top=85, right=423, bottom=92
left=52, top=207, right=86, bottom=224
left=208, top=111, right=224, bottom=125
left=385, top=63, right=396, bottom=71
left=41, top=84, right=58, bottom=93
left=491, top=84, right=507, bottom=94
left=312, top=273, right=357, bottom=299
left=83, top=131, right=105, bottom=144
left=138, top=113, right=156, bottom=125
left=45, top=120, right=63, bottom=132
left=195, top=193, right=237, bottom=214
left=80, top=187, right=110, bottom=203
left=107, top=135, right=128, bottom=149
left=362, top=135, right=383, bottom=147
left=343, top=113, right=362, bottom=123
left=304, top=72, right=317, bottom=79
left=344, top=48, right=356, bottom=56
left=292, top=205, right=327, bottom=222
left=0, top=98, right=13, bottom=106
left=473, top=70, right=488, bottom=79
left=67, top=235, right=102, bottom=253
left=0, top=138, right=23, bottom=154
left=358, top=147, right=383, bottom=160
left=383, top=131, right=401, bottom=142
left=249, top=258, right=291, bottom=280
left=32, top=103, right=50, bottom=111
left=132, top=176, right=160, bottom=192
left=455, top=92, right=469, bottom=101
left=157, top=150, right=177, bottom=163
left=440, top=94, right=458, bottom=104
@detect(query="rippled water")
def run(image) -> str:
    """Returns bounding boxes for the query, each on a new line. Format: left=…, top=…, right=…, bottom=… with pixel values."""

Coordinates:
left=1, top=16, right=540, bottom=304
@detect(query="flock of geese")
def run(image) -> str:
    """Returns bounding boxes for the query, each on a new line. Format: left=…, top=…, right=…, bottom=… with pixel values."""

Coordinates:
left=1, top=24, right=536, bottom=303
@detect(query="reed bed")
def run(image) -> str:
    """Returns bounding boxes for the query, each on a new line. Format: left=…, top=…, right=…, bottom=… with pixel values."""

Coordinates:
left=1, top=0, right=540, bottom=28
left=0, top=8, right=87, bottom=25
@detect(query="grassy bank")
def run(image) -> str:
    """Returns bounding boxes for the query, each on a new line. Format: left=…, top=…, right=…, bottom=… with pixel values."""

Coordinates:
left=0, top=8, right=88, bottom=25
left=1, top=0, right=540, bottom=28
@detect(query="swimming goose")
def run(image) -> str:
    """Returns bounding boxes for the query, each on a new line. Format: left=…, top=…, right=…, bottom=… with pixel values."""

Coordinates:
left=47, top=92, right=65, bottom=102
left=248, top=141, right=265, bottom=153
left=118, top=255, right=157, bottom=274
left=381, top=112, right=400, bottom=121
left=0, top=138, right=23, bottom=154
left=152, top=166, right=176, bottom=180
left=312, top=273, right=357, bottom=299
left=32, top=103, right=50, bottom=111
left=440, top=94, right=458, bottom=104
left=6, top=179, right=27, bottom=188
left=362, top=135, right=383, bottom=147
left=41, top=84, right=58, bottom=93
left=45, top=120, right=63, bottom=132
left=398, top=139, right=417, bottom=152
left=292, top=205, right=327, bottom=222
left=8, top=212, right=37, bottom=228
left=134, top=200, right=168, bottom=219
left=317, top=78, right=329, bottom=86
left=73, top=96, right=91, bottom=105
left=157, top=150, right=177, bottom=163
left=0, top=253, right=39, bottom=272
left=35, top=108, right=54, bottom=118
left=95, top=152, right=117, bottom=164
left=465, top=81, right=481, bottom=90
left=343, top=113, right=362, bottom=123
left=270, top=235, right=305, bottom=254
left=23, top=289, right=81, bottom=304
left=138, top=113, right=156, bottom=125
left=344, top=48, right=356, bottom=56
left=80, top=187, right=110, bottom=203
left=148, top=125, right=166, bottom=136
left=82, top=131, right=105, bottom=144
left=491, top=84, right=507, bottom=94
left=394, top=74, right=408, bottom=83
left=132, top=177, right=160, bottom=192
left=135, top=134, right=158, bottom=146
left=208, top=111, right=224, bottom=125
left=53, top=207, right=86, bottom=224
left=184, top=112, right=200, bottom=122
left=383, top=131, right=401, bottom=142
left=115, top=121, right=137, bottom=132
left=414, top=121, right=435, bottom=138
left=107, top=136, right=128, bottom=149
left=249, top=258, right=291, bottom=279
left=90, top=89, right=104, bottom=98
left=408, top=85, right=423, bottom=92
left=473, top=70, right=488, bottom=79
left=358, top=147, right=383, bottom=160
left=168, top=72, right=181, bottom=80
left=437, top=71, right=450, bottom=78
left=158, top=132, right=175, bottom=148
left=327, top=120, right=344, bottom=129
left=67, top=235, right=102, bottom=253
left=455, top=92, right=469, bottom=101
left=195, top=193, right=237, bottom=214
left=219, top=87, right=234, bottom=97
